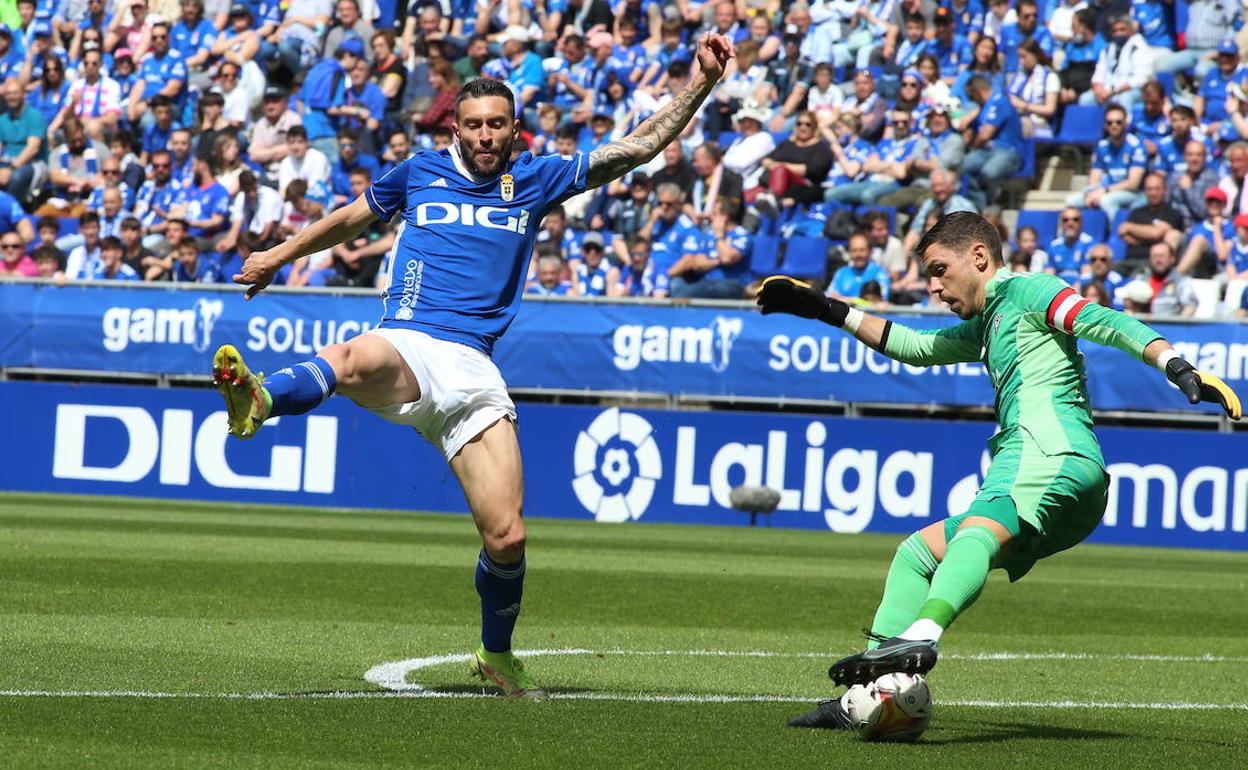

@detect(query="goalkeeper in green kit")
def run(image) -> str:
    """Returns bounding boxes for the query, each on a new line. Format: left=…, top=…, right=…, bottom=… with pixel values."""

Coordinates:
left=760, top=212, right=1242, bottom=730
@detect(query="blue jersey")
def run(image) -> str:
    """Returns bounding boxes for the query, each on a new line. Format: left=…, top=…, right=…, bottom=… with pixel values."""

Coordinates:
left=1000, top=25, right=1055, bottom=73
left=1129, top=104, right=1170, bottom=147
left=975, top=89, right=1026, bottom=158
left=1191, top=219, right=1235, bottom=250
left=331, top=154, right=380, bottom=198
left=828, top=138, right=873, bottom=184
left=831, top=261, right=890, bottom=300
left=1153, top=130, right=1216, bottom=175
left=1079, top=270, right=1126, bottom=309
left=366, top=145, right=590, bottom=356
left=710, top=225, right=753, bottom=284
left=1061, top=35, right=1104, bottom=68
left=184, top=181, right=232, bottom=238
left=942, top=0, right=985, bottom=39
left=574, top=262, right=611, bottom=296
left=617, top=261, right=667, bottom=296
left=649, top=213, right=703, bottom=276
left=1199, top=66, right=1247, bottom=124
left=1229, top=237, right=1248, bottom=273
left=134, top=179, right=185, bottom=228
left=1047, top=232, right=1095, bottom=280
left=928, top=37, right=974, bottom=79
left=525, top=280, right=574, bottom=295
left=1132, top=0, right=1173, bottom=47
left=138, top=50, right=188, bottom=104
left=1092, top=134, right=1148, bottom=186
left=171, top=18, right=218, bottom=60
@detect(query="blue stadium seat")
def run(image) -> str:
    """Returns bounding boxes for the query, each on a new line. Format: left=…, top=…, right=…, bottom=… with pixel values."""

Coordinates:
left=780, top=236, right=831, bottom=279
left=716, top=130, right=741, bottom=147
left=1016, top=209, right=1060, bottom=243
left=1013, top=138, right=1036, bottom=179
left=1052, top=104, right=1104, bottom=148
left=1109, top=208, right=1131, bottom=240
left=57, top=218, right=79, bottom=237
left=749, top=232, right=782, bottom=276
left=770, top=131, right=791, bottom=145
left=1081, top=207, right=1108, bottom=242
left=1155, top=71, right=1175, bottom=97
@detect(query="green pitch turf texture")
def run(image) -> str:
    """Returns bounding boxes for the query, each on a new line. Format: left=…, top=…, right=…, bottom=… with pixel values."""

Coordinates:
left=1, top=493, right=1245, bottom=769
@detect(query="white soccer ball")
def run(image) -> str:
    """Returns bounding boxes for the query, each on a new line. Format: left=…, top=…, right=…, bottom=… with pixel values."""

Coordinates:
left=842, top=673, right=933, bottom=742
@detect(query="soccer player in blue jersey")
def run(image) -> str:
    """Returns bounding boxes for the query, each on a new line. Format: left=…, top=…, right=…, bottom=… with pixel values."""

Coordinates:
left=211, top=33, right=735, bottom=699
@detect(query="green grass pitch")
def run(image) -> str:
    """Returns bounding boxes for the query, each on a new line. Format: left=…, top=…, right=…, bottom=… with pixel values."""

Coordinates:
left=1, top=492, right=1246, bottom=768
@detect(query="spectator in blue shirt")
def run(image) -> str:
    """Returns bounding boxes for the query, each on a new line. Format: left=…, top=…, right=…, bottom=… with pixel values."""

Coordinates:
left=1131, top=0, right=1173, bottom=49
left=612, top=235, right=669, bottom=298
left=572, top=232, right=617, bottom=297
left=329, top=128, right=379, bottom=206
left=929, top=8, right=974, bottom=79
left=182, top=155, right=232, bottom=240
left=140, top=95, right=180, bottom=162
left=944, top=0, right=985, bottom=44
left=827, top=108, right=921, bottom=205
left=829, top=233, right=891, bottom=303
left=1079, top=244, right=1126, bottom=308
left=1046, top=207, right=1097, bottom=282
left=950, top=35, right=1005, bottom=103
left=0, top=29, right=21, bottom=83
left=128, top=22, right=187, bottom=127
left=334, top=55, right=387, bottom=153
left=1178, top=186, right=1235, bottom=276
left=961, top=75, right=1024, bottom=208
left=1153, top=105, right=1215, bottom=176
left=172, top=0, right=217, bottom=89
left=301, top=37, right=361, bottom=161
left=525, top=251, right=576, bottom=296
left=495, top=25, right=545, bottom=111
left=1057, top=8, right=1103, bottom=105
left=1195, top=40, right=1246, bottom=131
left=999, top=0, right=1054, bottom=74
left=1129, top=80, right=1170, bottom=156
left=1066, top=103, right=1148, bottom=219
left=644, top=182, right=703, bottom=278
left=89, top=236, right=140, bottom=281
left=172, top=239, right=224, bottom=283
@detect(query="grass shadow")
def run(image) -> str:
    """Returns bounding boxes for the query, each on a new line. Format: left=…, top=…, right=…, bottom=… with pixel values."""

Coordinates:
left=922, top=720, right=1129, bottom=745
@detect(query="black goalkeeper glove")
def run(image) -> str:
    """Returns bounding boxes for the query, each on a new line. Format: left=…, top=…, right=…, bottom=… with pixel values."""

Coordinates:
left=756, top=275, right=850, bottom=327
left=1165, top=357, right=1242, bottom=420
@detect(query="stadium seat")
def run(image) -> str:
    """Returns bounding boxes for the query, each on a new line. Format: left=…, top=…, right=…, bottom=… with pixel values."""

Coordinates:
left=769, top=131, right=791, bottom=145
left=716, top=130, right=741, bottom=147
left=57, top=218, right=79, bottom=237
left=1189, top=278, right=1222, bottom=319
left=1016, top=209, right=1060, bottom=243
left=1052, top=105, right=1105, bottom=148
left=1081, top=208, right=1108, bottom=242
left=1224, top=279, right=1248, bottom=315
left=1109, top=208, right=1131, bottom=240
left=780, top=236, right=831, bottom=279
left=750, top=231, right=782, bottom=276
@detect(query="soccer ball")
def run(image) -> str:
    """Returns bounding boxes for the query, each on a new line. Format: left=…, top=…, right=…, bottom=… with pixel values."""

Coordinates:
left=842, top=672, right=933, bottom=742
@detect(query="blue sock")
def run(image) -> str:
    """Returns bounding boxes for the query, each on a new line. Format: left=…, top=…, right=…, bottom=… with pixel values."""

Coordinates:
left=263, top=358, right=337, bottom=417
left=475, top=550, right=525, bottom=653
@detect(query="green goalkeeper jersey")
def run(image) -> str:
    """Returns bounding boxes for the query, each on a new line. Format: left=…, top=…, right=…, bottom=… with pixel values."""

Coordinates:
left=883, top=271, right=1164, bottom=463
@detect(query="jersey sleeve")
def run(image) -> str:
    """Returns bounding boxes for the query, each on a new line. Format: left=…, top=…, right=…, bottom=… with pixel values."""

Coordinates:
left=537, top=151, right=590, bottom=205
left=882, top=317, right=983, bottom=366
left=365, top=158, right=411, bottom=221
left=1012, top=272, right=1164, bottom=360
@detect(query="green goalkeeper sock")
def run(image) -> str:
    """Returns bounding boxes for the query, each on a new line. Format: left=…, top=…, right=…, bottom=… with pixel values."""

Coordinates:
left=912, top=525, right=1001, bottom=635
left=866, top=533, right=939, bottom=650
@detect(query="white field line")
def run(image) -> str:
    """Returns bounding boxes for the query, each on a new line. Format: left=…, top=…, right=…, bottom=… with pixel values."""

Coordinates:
left=3, top=648, right=1246, bottom=709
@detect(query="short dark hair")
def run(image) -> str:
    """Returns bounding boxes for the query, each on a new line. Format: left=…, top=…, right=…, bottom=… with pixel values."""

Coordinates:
left=122, top=217, right=141, bottom=230
left=32, top=244, right=62, bottom=265
left=1104, top=101, right=1127, bottom=120
left=81, top=211, right=100, bottom=226
left=916, top=211, right=1005, bottom=267
left=37, top=215, right=58, bottom=232
left=1170, top=104, right=1196, bottom=121
left=101, top=236, right=123, bottom=251
left=337, top=127, right=360, bottom=142
left=150, top=94, right=172, bottom=110
left=455, top=78, right=515, bottom=121
left=555, top=124, right=579, bottom=141
left=287, top=125, right=308, bottom=141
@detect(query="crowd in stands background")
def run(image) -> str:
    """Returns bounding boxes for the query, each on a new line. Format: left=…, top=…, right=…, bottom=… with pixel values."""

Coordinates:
left=0, top=0, right=1246, bottom=318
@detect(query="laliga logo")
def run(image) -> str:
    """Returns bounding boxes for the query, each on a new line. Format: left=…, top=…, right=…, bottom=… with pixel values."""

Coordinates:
left=572, top=408, right=662, bottom=522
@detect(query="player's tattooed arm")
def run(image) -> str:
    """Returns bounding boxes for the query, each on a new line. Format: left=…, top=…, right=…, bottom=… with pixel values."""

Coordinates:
left=586, top=33, right=733, bottom=188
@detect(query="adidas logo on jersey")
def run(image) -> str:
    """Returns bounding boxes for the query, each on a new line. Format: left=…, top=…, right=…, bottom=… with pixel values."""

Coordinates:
left=429, top=177, right=447, bottom=187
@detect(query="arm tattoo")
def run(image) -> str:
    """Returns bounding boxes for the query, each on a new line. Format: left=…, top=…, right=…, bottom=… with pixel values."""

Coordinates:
left=586, top=79, right=715, bottom=188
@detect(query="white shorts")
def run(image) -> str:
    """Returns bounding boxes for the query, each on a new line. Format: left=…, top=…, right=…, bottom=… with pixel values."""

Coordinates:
left=365, top=328, right=517, bottom=461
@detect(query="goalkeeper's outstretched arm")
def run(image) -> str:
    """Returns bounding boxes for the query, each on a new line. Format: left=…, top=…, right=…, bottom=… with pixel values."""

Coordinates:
left=1024, top=279, right=1242, bottom=420
left=755, top=276, right=982, bottom=366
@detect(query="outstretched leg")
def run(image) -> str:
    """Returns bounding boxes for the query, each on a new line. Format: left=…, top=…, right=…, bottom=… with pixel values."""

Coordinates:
left=451, top=418, right=545, bottom=698
left=212, top=333, right=420, bottom=438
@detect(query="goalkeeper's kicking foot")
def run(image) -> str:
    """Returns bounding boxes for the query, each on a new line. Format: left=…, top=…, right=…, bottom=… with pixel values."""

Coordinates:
left=211, top=344, right=271, bottom=439
left=787, top=694, right=853, bottom=730
left=470, top=644, right=548, bottom=699
left=828, top=636, right=938, bottom=687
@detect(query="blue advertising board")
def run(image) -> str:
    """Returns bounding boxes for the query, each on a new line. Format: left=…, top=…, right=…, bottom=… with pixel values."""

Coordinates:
left=3, top=381, right=1246, bottom=552
left=1, top=282, right=1245, bottom=413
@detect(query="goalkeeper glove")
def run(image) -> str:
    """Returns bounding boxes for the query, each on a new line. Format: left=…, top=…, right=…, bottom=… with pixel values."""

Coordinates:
left=756, top=275, right=849, bottom=326
left=1165, top=357, right=1242, bottom=420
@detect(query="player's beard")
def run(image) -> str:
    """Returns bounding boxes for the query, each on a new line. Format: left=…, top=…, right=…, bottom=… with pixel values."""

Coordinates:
left=461, top=135, right=514, bottom=178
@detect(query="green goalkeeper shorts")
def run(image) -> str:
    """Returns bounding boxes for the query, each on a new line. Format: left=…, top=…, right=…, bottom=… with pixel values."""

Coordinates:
left=943, top=427, right=1110, bottom=582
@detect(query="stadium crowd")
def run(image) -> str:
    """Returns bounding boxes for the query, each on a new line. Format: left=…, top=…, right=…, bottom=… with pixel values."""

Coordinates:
left=0, top=0, right=1247, bottom=318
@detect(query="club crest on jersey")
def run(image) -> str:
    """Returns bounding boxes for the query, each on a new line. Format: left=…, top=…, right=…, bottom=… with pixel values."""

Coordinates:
left=500, top=173, right=515, bottom=202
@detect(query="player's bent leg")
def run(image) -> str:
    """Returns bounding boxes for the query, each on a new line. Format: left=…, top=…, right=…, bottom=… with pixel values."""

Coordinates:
left=316, top=333, right=420, bottom=409
left=212, top=344, right=273, bottom=439
left=450, top=418, right=545, bottom=699
left=865, top=531, right=940, bottom=649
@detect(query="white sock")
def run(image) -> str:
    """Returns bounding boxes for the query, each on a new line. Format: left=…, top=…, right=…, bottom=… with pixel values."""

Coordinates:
left=898, top=618, right=944, bottom=643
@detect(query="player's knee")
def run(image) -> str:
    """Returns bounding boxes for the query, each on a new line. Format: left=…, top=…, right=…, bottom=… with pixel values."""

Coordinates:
left=317, top=343, right=355, bottom=384
left=483, top=516, right=526, bottom=560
